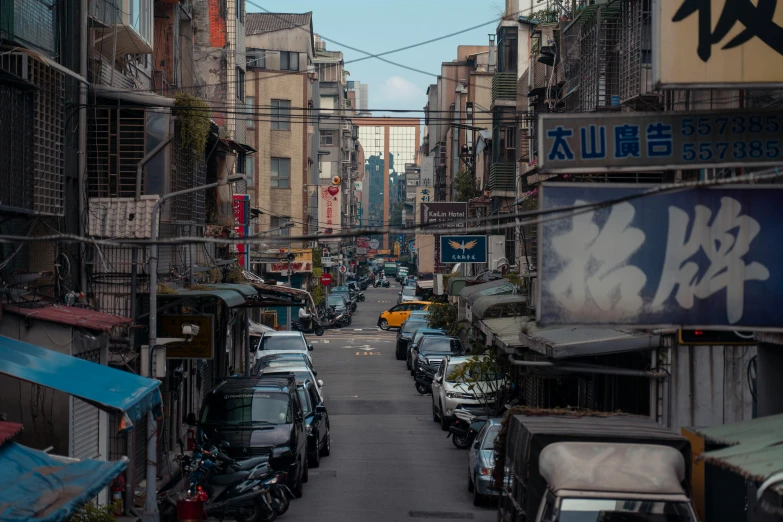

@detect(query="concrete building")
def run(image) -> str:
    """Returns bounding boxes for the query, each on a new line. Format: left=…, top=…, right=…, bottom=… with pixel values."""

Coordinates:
left=355, top=117, right=420, bottom=249
left=245, top=12, right=317, bottom=246
left=348, top=80, right=369, bottom=113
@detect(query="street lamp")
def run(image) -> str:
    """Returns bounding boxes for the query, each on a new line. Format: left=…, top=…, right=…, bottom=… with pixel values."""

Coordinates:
left=144, top=173, right=244, bottom=522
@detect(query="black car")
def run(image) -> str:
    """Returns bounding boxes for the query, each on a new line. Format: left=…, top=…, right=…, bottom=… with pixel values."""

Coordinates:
left=395, top=318, right=429, bottom=360
left=326, top=293, right=349, bottom=314
left=196, top=375, right=309, bottom=498
left=296, top=381, right=330, bottom=468
left=411, top=336, right=465, bottom=376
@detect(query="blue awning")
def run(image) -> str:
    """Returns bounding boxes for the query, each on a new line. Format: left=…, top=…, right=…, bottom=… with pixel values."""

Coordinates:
left=0, top=442, right=126, bottom=521
left=0, top=336, right=162, bottom=430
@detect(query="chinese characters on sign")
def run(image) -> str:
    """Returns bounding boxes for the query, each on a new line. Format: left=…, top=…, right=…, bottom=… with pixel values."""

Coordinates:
left=318, top=187, right=342, bottom=235
left=539, top=110, right=783, bottom=173
left=439, top=236, right=488, bottom=264
left=656, top=0, right=783, bottom=86
left=538, top=184, right=783, bottom=328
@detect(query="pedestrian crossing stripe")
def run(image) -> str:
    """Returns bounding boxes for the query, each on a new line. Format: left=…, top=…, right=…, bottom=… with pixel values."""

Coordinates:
left=355, top=351, right=381, bottom=356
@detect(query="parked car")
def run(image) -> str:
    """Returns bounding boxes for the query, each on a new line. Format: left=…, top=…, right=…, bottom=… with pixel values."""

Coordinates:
left=326, top=293, right=350, bottom=314
left=395, top=318, right=430, bottom=360
left=377, top=301, right=433, bottom=330
left=259, top=363, right=324, bottom=401
left=196, top=374, right=309, bottom=497
left=296, top=380, right=330, bottom=468
left=411, top=336, right=465, bottom=378
left=406, top=328, right=446, bottom=370
left=468, top=418, right=509, bottom=506
left=431, top=355, right=500, bottom=430
left=397, top=285, right=417, bottom=305
left=407, top=309, right=430, bottom=322
left=252, top=331, right=313, bottom=364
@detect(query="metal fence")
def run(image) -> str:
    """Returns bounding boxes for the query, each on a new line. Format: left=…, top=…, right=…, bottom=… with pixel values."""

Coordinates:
left=619, top=0, right=661, bottom=109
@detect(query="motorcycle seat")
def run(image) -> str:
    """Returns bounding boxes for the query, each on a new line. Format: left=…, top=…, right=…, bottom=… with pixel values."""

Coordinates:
left=210, top=470, right=251, bottom=485
left=233, top=456, right=269, bottom=471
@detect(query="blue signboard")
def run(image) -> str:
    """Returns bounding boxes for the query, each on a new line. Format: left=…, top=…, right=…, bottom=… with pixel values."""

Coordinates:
left=440, top=235, right=488, bottom=264
left=538, top=183, right=783, bottom=329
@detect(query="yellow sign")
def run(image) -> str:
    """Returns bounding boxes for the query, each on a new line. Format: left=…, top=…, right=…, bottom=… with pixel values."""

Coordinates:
left=656, top=1, right=783, bottom=87
left=160, top=315, right=214, bottom=359
left=377, top=249, right=391, bottom=255
left=393, top=242, right=401, bottom=256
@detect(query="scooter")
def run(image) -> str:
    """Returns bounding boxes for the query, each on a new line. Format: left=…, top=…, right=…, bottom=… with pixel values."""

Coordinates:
left=414, top=365, right=436, bottom=395
left=320, top=306, right=349, bottom=329
left=291, top=318, right=325, bottom=336
left=381, top=280, right=390, bottom=288
left=447, top=408, right=489, bottom=450
left=374, top=279, right=382, bottom=288
left=356, top=291, right=366, bottom=302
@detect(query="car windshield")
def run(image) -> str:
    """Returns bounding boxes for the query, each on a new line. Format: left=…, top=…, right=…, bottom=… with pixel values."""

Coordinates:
left=402, top=287, right=416, bottom=297
left=421, top=337, right=463, bottom=353
left=327, top=295, right=345, bottom=305
left=557, top=499, right=696, bottom=522
left=259, top=336, right=305, bottom=351
left=446, top=361, right=502, bottom=382
left=482, top=425, right=500, bottom=449
left=200, top=391, right=291, bottom=426
left=402, top=321, right=428, bottom=335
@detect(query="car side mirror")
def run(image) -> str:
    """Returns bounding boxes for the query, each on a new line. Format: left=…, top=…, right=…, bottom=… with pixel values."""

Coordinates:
left=186, top=412, right=197, bottom=426
left=317, top=379, right=324, bottom=387
left=473, top=441, right=480, bottom=449
left=308, top=343, right=314, bottom=351
left=316, top=404, right=327, bottom=414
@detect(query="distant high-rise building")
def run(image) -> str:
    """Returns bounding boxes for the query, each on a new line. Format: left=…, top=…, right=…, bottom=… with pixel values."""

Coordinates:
left=347, top=81, right=369, bottom=113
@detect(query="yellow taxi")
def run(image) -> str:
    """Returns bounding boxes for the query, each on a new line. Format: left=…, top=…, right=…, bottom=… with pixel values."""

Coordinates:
left=377, top=301, right=433, bottom=330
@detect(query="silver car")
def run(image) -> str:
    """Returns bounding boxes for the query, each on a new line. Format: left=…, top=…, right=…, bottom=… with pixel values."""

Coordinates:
left=468, top=418, right=510, bottom=506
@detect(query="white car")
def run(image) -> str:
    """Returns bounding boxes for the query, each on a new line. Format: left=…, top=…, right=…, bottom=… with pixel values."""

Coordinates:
left=431, top=355, right=501, bottom=430
left=397, top=286, right=417, bottom=304
left=252, top=331, right=313, bottom=366
left=259, top=363, right=324, bottom=402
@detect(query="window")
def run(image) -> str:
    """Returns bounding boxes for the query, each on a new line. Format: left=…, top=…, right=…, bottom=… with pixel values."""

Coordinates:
left=247, top=49, right=266, bottom=69
left=320, top=131, right=334, bottom=146
left=280, top=51, right=299, bottom=71
left=127, top=0, right=152, bottom=44
left=271, top=158, right=290, bottom=188
left=236, top=151, right=246, bottom=173
left=246, top=156, right=254, bottom=187
left=270, top=216, right=291, bottom=236
left=246, top=96, right=255, bottom=129
left=236, top=0, right=244, bottom=22
left=236, top=67, right=245, bottom=101
left=271, top=100, right=290, bottom=130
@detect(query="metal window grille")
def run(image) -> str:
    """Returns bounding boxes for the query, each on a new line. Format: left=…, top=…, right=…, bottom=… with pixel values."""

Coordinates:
left=87, top=107, right=146, bottom=198
left=0, top=78, right=35, bottom=213
left=619, top=0, right=661, bottom=109
left=0, top=0, right=55, bottom=54
left=171, top=122, right=207, bottom=224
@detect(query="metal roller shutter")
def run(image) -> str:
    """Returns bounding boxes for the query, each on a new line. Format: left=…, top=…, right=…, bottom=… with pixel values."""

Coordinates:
left=134, top=413, right=147, bottom=484
left=70, top=348, right=101, bottom=460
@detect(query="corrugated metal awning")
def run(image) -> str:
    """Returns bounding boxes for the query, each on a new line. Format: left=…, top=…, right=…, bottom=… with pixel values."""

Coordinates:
left=3, top=304, right=132, bottom=333
left=519, top=323, right=660, bottom=359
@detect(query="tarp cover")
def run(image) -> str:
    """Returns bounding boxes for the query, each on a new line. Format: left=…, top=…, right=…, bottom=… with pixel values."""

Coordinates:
left=0, top=442, right=126, bottom=522
left=0, top=336, right=161, bottom=430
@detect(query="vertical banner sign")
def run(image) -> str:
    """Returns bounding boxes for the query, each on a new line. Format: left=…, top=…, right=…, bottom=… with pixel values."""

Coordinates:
left=233, top=194, right=250, bottom=268
left=319, top=186, right=342, bottom=235
left=537, top=183, right=783, bottom=329
left=538, top=110, right=783, bottom=173
left=421, top=202, right=468, bottom=272
left=654, top=0, right=783, bottom=88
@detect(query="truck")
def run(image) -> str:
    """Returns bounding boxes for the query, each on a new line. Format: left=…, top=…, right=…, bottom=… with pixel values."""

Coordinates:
left=498, top=412, right=697, bottom=522
left=383, top=262, right=397, bottom=277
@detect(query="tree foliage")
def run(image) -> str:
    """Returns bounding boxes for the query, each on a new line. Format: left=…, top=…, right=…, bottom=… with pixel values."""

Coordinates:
left=427, top=302, right=468, bottom=337
left=68, top=501, right=122, bottom=522
left=446, top=348, right=508, bottom=416
left=454, top=170, right=481, bottom=203
left=389, top=200, right=405, bottom=227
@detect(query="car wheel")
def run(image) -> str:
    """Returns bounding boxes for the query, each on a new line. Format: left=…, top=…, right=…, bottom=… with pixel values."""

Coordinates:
left=473, top=487, right=483, bottom=507
left=432, top=401, right=439, bottom=423
left=395, top=347, right=405, bottom=360
left=406, top=356, right=411, bottom=371
left=320, top=424, right=331, bottom=457
left=440, top=403, right=450, bottom=431
left=379, top=319, right=389, bottom=330
left=309, top=434, right=321, bottom=468
left=315, top=326, right=324, bottom=336
left=468, top=473, right=474, bottom=493
left=302, top=455, right=309, bottom=483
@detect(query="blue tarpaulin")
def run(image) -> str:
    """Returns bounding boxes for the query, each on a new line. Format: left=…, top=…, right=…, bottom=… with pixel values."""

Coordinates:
left=0, top=336, right=162, bottom=429
left=0, top=442, right=127, bottom=521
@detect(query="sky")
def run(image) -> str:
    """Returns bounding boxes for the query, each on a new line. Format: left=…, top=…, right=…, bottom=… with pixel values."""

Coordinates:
left=246, top=0, right=508, bottom=116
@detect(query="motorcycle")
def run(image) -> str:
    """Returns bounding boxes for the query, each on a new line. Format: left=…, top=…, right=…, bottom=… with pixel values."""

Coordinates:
left=320, top=306, right=350, bottom=329
left=381, top=280, right=390, bottom=288
left=356, top=291, right=366, bottom=302
left=291, top=318, right=325, bottom=336
left=447, top=408, right=489, bottom=450
left=414, top=365, right=437, bottom=395
left=374, top=279, right=382, bottom=288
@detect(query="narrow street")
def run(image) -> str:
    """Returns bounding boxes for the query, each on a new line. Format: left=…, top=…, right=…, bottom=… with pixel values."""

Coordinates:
left=283, top=285, right=495, bottom=521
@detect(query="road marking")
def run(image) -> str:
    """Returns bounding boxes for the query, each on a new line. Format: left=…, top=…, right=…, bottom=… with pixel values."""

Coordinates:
left=355, top=351, right=381, bottom=356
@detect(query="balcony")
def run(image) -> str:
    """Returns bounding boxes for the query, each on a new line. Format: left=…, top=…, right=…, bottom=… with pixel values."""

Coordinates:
left=492, top=72, right=516, bottom=103
left=488, top=163, right=515, bottom=192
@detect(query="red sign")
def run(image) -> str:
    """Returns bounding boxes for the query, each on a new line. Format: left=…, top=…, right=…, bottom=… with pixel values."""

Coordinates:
left=320, top=274, right=332, bottom=286
left=338, top=265, right=347, bottom=274
left=233, top=195, right=249, bottom=267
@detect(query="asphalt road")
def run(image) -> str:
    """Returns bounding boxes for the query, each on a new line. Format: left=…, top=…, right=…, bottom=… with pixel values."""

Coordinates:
left=283, top=285, right=497, bottom=522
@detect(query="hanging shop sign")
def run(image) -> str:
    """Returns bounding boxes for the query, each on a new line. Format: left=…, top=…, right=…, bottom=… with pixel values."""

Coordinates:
left=160, top=315, right=215, bottom=359
left=421, top=202, right=467, bottom=230
left=537, top=183, right=783, bottom=329
left=439, top=235, right=488, bottom=264
left=318, top=186, right=342, bottom=235
left=654, top=0, right=783, bottom=88
left=269, top=249, right=313, bottom=273
left=538, top=110, right=783, bottom=173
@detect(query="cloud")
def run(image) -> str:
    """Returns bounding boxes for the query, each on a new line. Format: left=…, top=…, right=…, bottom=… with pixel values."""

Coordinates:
left=377, top=76, right=422, bottom=103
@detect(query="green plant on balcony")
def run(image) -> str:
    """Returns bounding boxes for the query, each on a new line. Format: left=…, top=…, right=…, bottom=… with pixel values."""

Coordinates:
left=454, top=170, right=480, bottom=202
left=175, top=92, right=211, bottom=154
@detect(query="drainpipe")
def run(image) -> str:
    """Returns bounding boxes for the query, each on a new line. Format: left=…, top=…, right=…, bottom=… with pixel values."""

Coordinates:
left=78, top=0, right=88, bottom=293
left=507, top=355, right=668, bottom=379
left=142, top=173, right=244, bottom=522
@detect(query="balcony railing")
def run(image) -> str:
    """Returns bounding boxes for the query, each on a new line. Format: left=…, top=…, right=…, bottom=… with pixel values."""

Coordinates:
left=489, top=163, right=515, bottom=192
left=492, top=72, right=516, bottom=102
